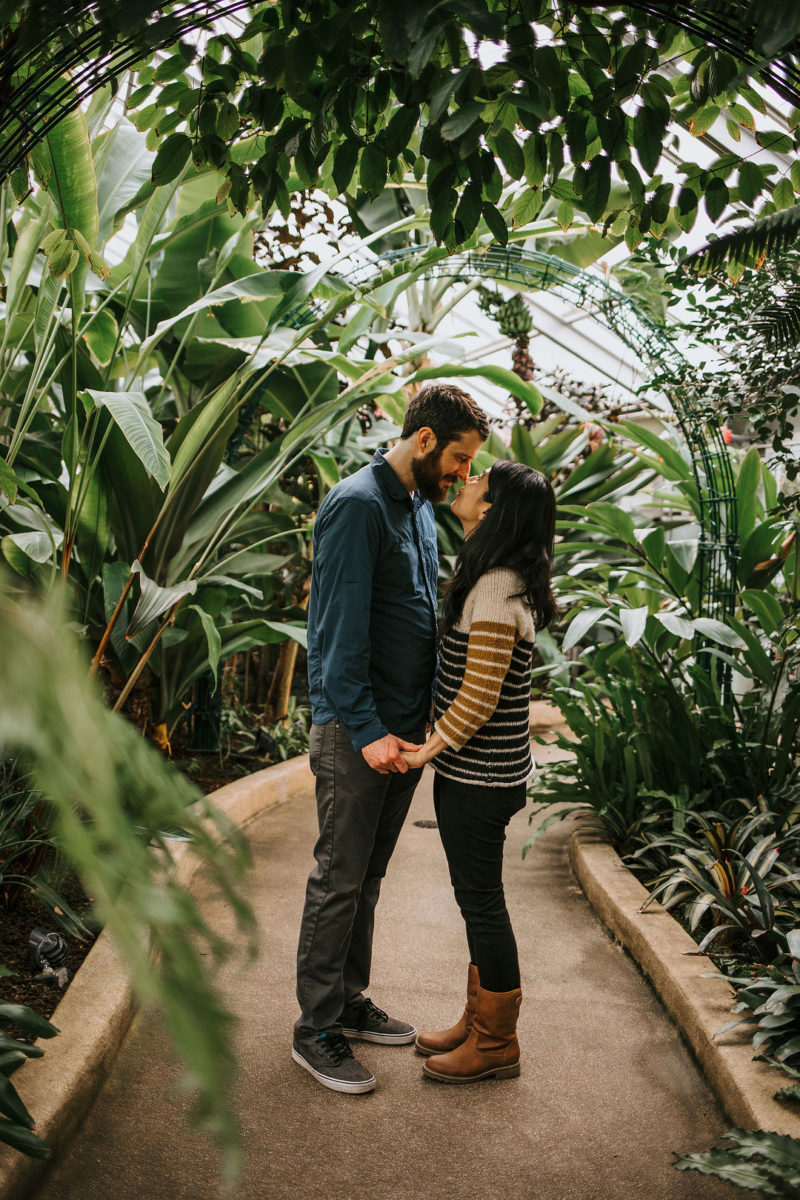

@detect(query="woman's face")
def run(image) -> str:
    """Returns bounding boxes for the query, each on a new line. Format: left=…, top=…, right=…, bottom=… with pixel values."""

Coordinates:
left=451, top=468, right=492, bottom=531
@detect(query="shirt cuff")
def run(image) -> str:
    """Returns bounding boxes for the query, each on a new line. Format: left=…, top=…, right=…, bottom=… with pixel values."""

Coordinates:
left=343, top=716, right=390, bottom=752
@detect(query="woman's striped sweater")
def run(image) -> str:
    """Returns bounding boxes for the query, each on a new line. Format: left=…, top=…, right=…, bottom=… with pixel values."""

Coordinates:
left=433, top=568, right=535, bottom=787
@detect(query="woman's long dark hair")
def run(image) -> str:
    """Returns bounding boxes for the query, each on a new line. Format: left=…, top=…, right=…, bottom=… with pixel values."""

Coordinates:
left=441, top=460, right=558, bottom=635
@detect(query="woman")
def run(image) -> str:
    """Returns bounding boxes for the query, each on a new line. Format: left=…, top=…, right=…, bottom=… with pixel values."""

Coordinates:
left=401, top=459, right=557, bottom=1083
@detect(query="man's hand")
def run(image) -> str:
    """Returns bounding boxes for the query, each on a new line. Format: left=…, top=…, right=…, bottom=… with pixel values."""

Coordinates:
left=400, top=730, right=447, bottom=771
left=362, top=734, right=423, bottom=775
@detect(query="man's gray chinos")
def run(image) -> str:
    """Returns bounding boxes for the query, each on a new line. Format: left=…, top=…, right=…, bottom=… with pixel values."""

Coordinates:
left=295, top=449, right=438, bottom=1037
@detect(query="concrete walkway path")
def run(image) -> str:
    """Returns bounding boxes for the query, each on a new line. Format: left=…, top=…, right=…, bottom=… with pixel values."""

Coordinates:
left=35, top=760, right=738, bottom=1200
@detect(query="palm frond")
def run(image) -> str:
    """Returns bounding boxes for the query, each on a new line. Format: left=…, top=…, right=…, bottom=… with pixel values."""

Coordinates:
left=686, top=204, right=800, bottom=274
left=751, top=283, right=800, bottom=348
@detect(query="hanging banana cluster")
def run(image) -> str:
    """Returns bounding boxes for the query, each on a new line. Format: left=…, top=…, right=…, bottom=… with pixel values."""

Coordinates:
left=478, top=287, right=535, bottom=383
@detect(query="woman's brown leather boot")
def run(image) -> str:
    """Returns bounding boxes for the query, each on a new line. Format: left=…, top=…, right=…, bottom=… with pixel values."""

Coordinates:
left=422, top=984, right=521, bottom=1083
left=415, top=963, right=479, bottom=1057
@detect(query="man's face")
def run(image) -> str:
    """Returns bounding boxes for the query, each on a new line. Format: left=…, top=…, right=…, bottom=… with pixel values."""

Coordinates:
left=411, top=429, right=485, bottom=503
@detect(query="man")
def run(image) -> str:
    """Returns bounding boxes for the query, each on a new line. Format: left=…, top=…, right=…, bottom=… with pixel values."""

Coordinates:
left=293, top=383, right=490, bottom=1094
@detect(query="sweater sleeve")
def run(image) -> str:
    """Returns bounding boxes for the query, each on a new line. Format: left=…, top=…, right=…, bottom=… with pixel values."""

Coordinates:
left=434, top=572, right=523, bottom=752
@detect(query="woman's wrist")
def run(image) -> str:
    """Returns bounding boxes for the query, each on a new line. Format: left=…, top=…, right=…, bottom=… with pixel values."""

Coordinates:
left=422, top=730, right=447, bottom=761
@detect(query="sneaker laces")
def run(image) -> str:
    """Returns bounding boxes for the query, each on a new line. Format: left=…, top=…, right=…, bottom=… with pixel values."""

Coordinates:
left=359, top=997, right=389, bottom=1024
left=317, top=1032, right=354, bottom=1065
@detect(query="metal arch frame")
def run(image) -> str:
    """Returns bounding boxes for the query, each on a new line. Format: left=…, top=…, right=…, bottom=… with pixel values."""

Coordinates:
left=624, top=2, right=800, bottom=110
left=0, top=1, right=253, bottom=180
left=337, top=244, right=738, bottom=621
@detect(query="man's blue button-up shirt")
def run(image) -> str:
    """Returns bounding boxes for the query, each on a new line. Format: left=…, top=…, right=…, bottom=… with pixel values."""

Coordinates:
left=307, top=449, right=438, bottom=751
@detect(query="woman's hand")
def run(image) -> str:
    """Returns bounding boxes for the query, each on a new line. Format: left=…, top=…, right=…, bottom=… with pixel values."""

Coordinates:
left=400, top=730, right=447, bottom=769
left=400, top=748, right=428, bottom=769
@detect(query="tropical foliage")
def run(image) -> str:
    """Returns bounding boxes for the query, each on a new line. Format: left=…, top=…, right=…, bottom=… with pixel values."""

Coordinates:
left=0, top=581, right=255, bottom=1179
left=3, top=2, right=800, bottom=262
left=528, top=436, right=798, bottom=852
left=715, top=928, right=800, bottom=1090
left=523, top=428, right=800, bottom=1105
left=0, top=989, right=58, bottom=1159
left=674, top=1128, right=800, bottom=1196
left=640, top=238, right=800, bottom=489
left=0, top=81, right=551, bottom=1166
left=2, top=0, right=800, bottom=1180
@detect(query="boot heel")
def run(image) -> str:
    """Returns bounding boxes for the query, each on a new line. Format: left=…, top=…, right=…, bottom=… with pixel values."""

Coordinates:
left=494, top=1063, right=520, bottom=1079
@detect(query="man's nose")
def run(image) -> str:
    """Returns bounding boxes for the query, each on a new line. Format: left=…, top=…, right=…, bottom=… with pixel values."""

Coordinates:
left=456, top=462, right=470, bottom=481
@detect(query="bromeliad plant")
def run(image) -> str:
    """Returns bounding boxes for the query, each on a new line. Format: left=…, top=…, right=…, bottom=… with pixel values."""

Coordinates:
left=674, top=1128, right=800, bottom=1196
left=531, top=427, right=798, bottom=794
left=714, top=928, right=800, bottom=1091
left=524, top=429, right=800, bottom=874
left=635, top=806, right=800, bottom=961
left=521, top=418, right=800, bottom=1103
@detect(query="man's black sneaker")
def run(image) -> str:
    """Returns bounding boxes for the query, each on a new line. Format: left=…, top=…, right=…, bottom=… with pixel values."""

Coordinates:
left=340, top=996, right=416, bottom=1045
left=292, top=1031, right=376, bottom=1094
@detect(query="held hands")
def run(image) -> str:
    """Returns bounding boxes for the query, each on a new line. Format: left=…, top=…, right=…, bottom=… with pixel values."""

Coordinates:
left=400, top=730, right=447, bottom=770
left=362, top=734, right=423, bottom=775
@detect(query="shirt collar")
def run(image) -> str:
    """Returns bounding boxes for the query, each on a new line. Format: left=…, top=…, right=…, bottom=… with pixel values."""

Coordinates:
left=371, top=448, right=415, bottom=506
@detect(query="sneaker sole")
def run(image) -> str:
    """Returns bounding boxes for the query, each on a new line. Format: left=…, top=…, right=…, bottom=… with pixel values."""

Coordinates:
left=422, top=1060, right=520, bottom=1083
left=340, top=1027, right=416, bottom=1045
left=291, top=1047, right=376, bottom=1093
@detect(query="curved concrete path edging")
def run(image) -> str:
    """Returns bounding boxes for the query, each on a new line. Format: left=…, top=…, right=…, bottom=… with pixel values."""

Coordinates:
left=0, top=756, right=313, bottom=1200
left=569, top=814, right=800, bottom=1138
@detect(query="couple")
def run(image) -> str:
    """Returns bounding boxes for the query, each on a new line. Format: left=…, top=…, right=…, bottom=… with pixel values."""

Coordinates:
left=293, top=384, right=557, bottom=1094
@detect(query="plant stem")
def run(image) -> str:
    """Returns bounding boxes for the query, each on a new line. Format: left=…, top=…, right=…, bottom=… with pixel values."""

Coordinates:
left=112, top=598, right=183, bottom=715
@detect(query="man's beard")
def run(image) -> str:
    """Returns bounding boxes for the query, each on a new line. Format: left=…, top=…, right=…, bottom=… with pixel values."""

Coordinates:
left=411, top=448, right=455, bottom=502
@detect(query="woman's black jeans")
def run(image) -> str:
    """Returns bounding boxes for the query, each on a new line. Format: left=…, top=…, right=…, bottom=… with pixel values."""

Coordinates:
left=433, top=772, right=527, bottom=993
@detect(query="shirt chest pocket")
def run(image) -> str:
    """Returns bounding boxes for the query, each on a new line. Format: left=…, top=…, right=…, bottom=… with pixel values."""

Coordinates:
left=375, top=535, right=419, bottom=598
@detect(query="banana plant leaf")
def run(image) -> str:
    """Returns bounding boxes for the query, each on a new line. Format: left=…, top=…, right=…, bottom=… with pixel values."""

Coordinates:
left=82, top=390, right=171, bottom=489
left=126, top=560, right=197, bottom=638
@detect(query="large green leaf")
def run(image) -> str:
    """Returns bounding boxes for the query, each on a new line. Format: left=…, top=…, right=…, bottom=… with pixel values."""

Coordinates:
left=257, top=362, right=339, bottom=422
left=616, top=420, right=692, bottom=482
left=5, top=210, right=48, bottom=317
left=0, top=1072, right=33, bottom=1128
left=407, top=363, right=543, bottom=417
left=30, top=90, right=99, bottom=314
left=126, top=560, right=198, bottom=637
left=0, top=1003, right=58, bottom=1040
left=83, top=390, right=171, bottom=489
left=692, top=617, right=745, bottom=648
left=741, top=588, right=786, bottom=635
left=620, top=605, right=649, bottom=647
left=93, top=118, right=153, bottom=243
left=563, top=606, right=609, bottom=652
left=582, top=154, right=611, bottom=222
left=167, top=374, right=242, bottom=498
left=188, top=605, right=222, bottom=681
left=735, top=446, right=763, bottom=544
left=0, top=459, right=19, bottom=505
left=221, top=619, right=308, bottom=656
left=137, top=274, right=293, bottom=365
left=583, top=502, right=637, bottom=546
left=0, top=1119, right=50, bottom=1159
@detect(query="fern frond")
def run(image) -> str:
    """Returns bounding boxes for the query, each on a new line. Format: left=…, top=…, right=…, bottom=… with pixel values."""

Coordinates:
left=752, top=283, right=800, bottom=348
left=686, top=204, right=800, bottom=274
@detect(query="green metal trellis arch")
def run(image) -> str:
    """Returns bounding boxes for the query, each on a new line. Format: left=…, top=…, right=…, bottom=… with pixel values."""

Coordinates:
left=334, top=244, right=738, bottom=622
left=0, top=1, right=254, bottom=181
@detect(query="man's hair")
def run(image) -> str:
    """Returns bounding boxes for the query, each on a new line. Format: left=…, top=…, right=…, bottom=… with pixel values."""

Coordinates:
left=401, top=384, right=490, bottom=446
